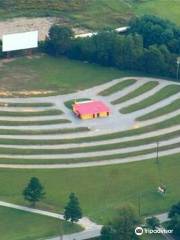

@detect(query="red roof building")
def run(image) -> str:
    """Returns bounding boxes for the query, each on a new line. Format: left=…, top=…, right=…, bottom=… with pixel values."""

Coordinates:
left=73, top=100, right=110, bottom=120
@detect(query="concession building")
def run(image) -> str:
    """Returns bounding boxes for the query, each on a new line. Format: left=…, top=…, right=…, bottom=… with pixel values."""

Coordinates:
left=73, top=100, right=110, bottom=120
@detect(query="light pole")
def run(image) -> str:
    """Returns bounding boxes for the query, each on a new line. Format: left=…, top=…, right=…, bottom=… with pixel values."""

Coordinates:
left=156, top=141, right=161, bottom=185
left=177, top=57, right=180, bottom=81
left=156, top=141, right=159, bottom=165
left=138, top=192, right=141, bottom=217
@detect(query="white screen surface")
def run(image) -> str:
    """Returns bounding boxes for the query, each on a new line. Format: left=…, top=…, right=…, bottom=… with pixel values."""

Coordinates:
left=2, top=31, right=38, bottom=52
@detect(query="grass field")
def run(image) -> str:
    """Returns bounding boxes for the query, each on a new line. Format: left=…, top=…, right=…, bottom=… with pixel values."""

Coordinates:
left=0, top=154, right=179, bottom=224
left=0, top=55, right=174, bottom=95
left=0, top=0, right=137, bottom=29
left=0, top=55, right=136, bottom=93
left=0, top=0, right=179, bottom=29
left=0, top=206, right=81, bottom=240
left=133, top=0, right=180, bottom=26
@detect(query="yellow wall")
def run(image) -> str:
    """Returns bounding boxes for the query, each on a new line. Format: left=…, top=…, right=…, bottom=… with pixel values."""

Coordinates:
left=99, top=112, right=108, bottom=117
left=80, top=112, right=110, bottom=119
left=80, top=114, right=94, bottom=119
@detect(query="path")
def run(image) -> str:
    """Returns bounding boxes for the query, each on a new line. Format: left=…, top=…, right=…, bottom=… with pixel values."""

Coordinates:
left=150, top=213, right=174, bottom=240
left=0, top=200, right=174, bottom=240
left=0, top=200, right=102, bottom=240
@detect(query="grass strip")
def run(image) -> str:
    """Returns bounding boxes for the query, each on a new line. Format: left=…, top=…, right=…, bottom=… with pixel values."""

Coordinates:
left=0, top=119, right=70, bottom=126
left=120, top=85, right=180, bottom=113
left=0, top=109, right=63, bottom=117
left=0, top=127, right=89, bottom=135
left=98, top=79, right=137, bottom=96
left=137, top=99, right=180, bottom=121
left=112, top=81, right=158, bottom=104
left=0, top=102, right=54, bottom=107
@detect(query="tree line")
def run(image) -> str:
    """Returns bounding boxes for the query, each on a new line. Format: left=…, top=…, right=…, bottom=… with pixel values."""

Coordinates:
left=42, top=15, right=180, bottom=80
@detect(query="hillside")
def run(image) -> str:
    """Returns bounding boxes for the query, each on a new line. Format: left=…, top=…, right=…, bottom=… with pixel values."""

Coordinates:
left=0, top=0, right=132, bottom=29
left=0, top=0, right=179, bottom=30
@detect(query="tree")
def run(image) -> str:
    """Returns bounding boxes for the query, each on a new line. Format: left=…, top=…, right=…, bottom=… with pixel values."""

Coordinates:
left=101, top=205, right=141, bottom=240
left=168, top=214, right=180, bottom=236
left=113, top=205, right=140, bottom=240
left=101, top=225, right=115, bottom=240
left=23, top=177, right=45, bottom=207
left=168, top=201, right=180, bottom=237
left=129, top=15, right=180, bottom=54
left=146, top=216, right=160, bottom=230
left=140, top=45, right=166, bottom=75
left=48, top=25, right=73, bottom=55
left=64, top=192, right=82, bottom=222
left=169, top=201, right=180, bottom=218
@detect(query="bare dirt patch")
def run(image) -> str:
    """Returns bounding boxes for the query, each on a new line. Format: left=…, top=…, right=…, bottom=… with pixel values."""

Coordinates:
left=0, top=17, right=88, bottom=40
left=0, top=17, right=59, bottom=40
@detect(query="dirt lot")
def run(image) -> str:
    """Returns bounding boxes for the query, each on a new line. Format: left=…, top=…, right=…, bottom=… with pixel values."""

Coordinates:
left=0, top=17, right=86, bottom=40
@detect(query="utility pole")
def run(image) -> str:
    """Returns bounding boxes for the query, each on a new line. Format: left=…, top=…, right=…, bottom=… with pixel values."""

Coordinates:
left=156, top=141, right=159, bottom=165
left=138, top=192, right=141, bottom=217
left=156, top=141, right=161, bottom=184
left=177, top=57, right=180, bottom=81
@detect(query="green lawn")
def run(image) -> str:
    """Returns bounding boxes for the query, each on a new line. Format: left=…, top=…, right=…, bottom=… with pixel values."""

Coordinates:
left=120, top=85, right=180, bottom=114
left=137, top=99, right=180, bottom=121
left=0, top=0, right=179, bottom=29
left=0, top=0, right=133, bottom=29
left=0, top=206, right=81, bottom=240
left=133, top=0, right=180, bottom=26
left=0, top=55, right=135, bottom=94
left=0, top=54, right=173, bottom=96
left=98, top=79, right=137, bottom=96
left=112, top=81, right=159, bottom=105
left=0, top=154, right=179, bottom=224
